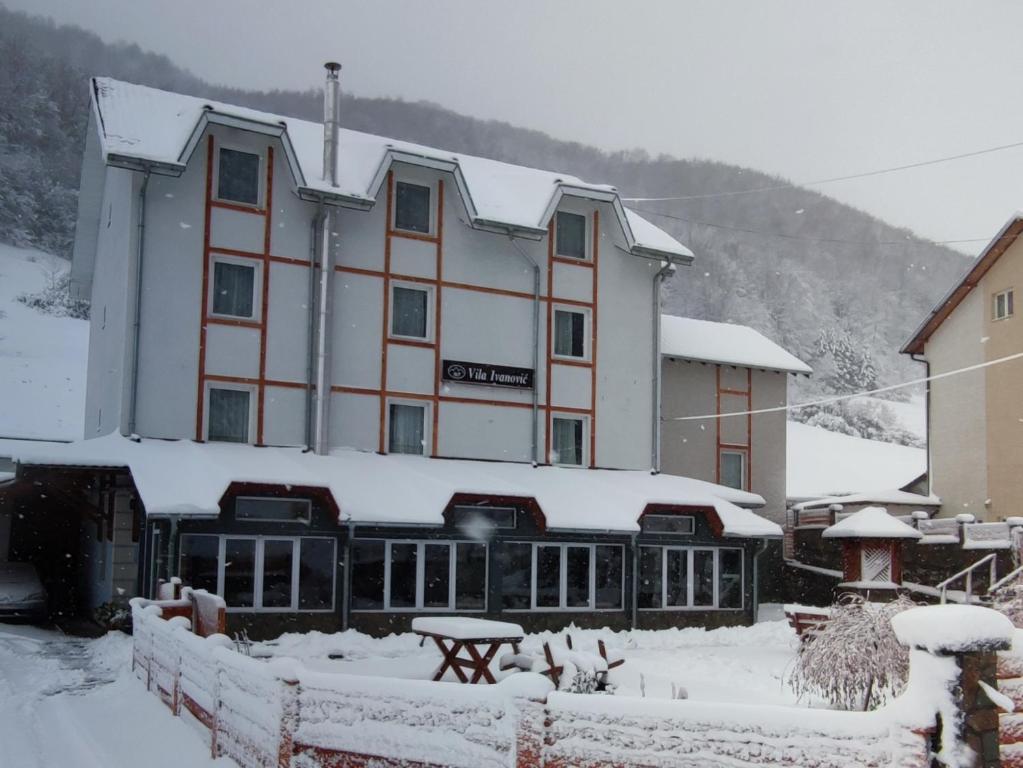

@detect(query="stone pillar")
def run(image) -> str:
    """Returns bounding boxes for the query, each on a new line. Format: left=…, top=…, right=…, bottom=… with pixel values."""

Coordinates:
left=959, top=650, right=1002, bottom=767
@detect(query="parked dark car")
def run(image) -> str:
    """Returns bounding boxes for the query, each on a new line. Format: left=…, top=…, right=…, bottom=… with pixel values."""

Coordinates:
left=0, top=562, right=47, bottom=620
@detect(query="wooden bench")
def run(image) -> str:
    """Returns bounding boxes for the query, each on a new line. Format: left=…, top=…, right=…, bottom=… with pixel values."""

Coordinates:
left=783, top=605, right=831, bottom=641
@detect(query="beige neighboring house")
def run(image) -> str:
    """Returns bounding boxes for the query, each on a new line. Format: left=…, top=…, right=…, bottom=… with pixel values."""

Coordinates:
left=660, top=315, right=811, bottom=522
left=903, top=213, right=1023, bottom=522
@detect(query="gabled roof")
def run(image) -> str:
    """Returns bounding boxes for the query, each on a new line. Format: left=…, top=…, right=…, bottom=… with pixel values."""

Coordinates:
left=660, top=315, right=811, bottom=374
left=4, top=434, right=781, bottom=538
left=822, top=506, right=923, bottom=540
left=90, top=78, right=692, bottom=261
left=902, top=213, right=1023, bottom=355
left=792, top=488, right=940, bottom=512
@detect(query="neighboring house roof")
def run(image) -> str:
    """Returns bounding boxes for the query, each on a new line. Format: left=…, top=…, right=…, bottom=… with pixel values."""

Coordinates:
left=660, top=315, right=812, bottom=374
left=822, top=506, right=923, bottom=539
left=3, top=434, right=780, bottom=538
left=89, top=77, right=692, bottom=262
left=902, top=213, right=1023, bottom=355
left=792, top=488, right=940, bottom=512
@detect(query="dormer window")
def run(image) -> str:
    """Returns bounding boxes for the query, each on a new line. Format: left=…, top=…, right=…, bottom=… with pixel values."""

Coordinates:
left=994, top=288, right=1014, bottom=321
left=556, top=211, right=587, bottom=259
left=216, top=147, right=262, bottom=207
left=394, top=181, right=432, bottom=234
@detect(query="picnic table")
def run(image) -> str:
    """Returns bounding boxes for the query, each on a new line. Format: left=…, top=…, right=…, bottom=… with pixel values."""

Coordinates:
left=411, top=617, right=525, bottom=684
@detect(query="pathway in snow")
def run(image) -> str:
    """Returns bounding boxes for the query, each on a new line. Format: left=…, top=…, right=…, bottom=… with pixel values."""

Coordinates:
left=0, top=623, right=229, bottom=767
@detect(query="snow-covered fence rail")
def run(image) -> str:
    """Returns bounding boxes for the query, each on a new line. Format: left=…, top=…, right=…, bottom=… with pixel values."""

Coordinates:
left=131, top=601, right=1015, bottom=768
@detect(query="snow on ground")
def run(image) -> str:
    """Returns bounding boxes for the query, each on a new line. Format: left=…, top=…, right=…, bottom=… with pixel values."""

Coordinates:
left=0, top=622, right=230, bottom=767
left=863, top=394, right=927, bottom=442
left=256, top=616, right=814, bottom=708
left=787, top=421, right=926, bottom=500
left=0, top=243, right=87, bottom=441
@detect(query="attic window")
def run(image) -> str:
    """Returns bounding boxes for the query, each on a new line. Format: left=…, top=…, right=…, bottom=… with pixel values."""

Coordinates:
left=394, top=181, right=432, bottom=234
left=217, top=147, right=261, bottom=206
left=994, top=289, right=1014, bottom=321
left=556, top=211, right=587, bottom=259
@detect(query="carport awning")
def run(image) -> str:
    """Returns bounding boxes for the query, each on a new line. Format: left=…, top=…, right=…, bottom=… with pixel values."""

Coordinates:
left=7, top=433, right=781, bottom=538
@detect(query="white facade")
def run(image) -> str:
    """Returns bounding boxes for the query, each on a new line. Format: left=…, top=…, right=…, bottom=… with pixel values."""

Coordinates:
left=74, top=79, right=693, bottom=472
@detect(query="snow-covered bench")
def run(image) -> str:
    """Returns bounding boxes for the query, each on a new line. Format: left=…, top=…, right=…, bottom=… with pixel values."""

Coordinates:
left=783, top=604, right=831, bottom=641
left=502, top=634, right=625, bottom=691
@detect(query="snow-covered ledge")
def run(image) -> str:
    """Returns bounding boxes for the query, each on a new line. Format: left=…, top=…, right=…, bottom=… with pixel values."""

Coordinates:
left=893, top=605, right=1014, bottom=768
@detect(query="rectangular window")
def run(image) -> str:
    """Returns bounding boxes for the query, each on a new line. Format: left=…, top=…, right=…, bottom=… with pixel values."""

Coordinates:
left=720, top=450, right=746, bottom=490
left=351, top=539, right=385, bottom=610
left=179, top=534, right=219, bottom=595
left=207, top=387, right=252, bottom=444
left=394, top=181, right=432, bottom=234
left=298, top=538, right=335, bottom=610
left=556, top=211, right=587, bottom=259
left=261, top=539, right=294, bottom=608
left=388, top=402, right=426, bottom=455
left=503, top=542, right=624, bottom=611
left=217, top=147, right=261, bottom=206
left=641, top=514, right=696, bottom=535
left=449, top=506, right=517, bottom=531
left=211, top=259, right=257, bottom=319
left=553, top=309, right=586, bottom=358
left=391, top=285, right=430, bottom=339
left=994, top=289, right=1015, bottom=321
left=223, top=538, right=256, bottom=608
left=551, top=416, right=585, bottom=466
left=351, top=540, right=488, bottom=612
left=499, top=542, right=532, bottom=610
left=236, top=497, right=311, bottom=524
left=638, top=546, right=743, bottom=611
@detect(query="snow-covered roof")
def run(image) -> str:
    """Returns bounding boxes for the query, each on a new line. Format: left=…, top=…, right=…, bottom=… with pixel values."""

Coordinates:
left=90, top=78, right=692, bottom=261
left=822, top=506, right=923, bottom=539
left=6, top=434, right=780, bottom=538
left=793, top=488, right=940, bottom=512
left=892, top=605, right=1014, bottom=654
left=786, top=422, right=927, bottom=500
left=660, top=315, right=811, bottom=374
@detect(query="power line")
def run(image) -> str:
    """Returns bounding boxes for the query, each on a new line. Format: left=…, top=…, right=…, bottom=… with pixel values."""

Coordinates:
left=622, top=138, right=1023, bottom=203
left=631, top=205, right=999, bottom=249
left=665, top=350, right=1023, bottom=422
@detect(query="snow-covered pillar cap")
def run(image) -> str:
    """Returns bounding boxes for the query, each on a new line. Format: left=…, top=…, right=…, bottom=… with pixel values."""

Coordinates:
left=892, top=605, right=1014, bottom=654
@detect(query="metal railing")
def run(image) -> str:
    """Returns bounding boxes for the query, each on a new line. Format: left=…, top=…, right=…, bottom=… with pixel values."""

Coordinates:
left=989, top=564, right=1023, bottom=595
left=936, top=553, right=998, bottom=604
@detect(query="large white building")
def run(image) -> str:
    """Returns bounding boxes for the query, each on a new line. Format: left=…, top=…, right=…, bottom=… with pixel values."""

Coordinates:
left=1, top=67, right=780, bottom=636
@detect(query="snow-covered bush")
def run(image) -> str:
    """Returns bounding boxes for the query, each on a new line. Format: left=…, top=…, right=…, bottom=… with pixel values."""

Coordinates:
left=790, top=399, right=923, bottom=447
left=17, top=269, right=89, bottom=319
left=94, top=601, right=131, bottom=632
left=789, top=593, right=915, bottom=711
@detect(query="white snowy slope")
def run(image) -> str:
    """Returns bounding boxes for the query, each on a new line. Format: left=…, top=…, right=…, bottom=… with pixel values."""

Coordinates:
left=0, top=243, right=88, bottom=441
left=786, top=421, right=926, bottom=500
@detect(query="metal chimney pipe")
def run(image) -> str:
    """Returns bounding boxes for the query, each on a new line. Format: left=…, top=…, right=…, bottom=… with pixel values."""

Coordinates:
left=323, top=62, right=341, bottom=187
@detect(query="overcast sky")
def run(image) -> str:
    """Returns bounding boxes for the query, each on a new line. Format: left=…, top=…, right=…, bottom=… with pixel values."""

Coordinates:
left=12, top=0, right=1023, bottom=255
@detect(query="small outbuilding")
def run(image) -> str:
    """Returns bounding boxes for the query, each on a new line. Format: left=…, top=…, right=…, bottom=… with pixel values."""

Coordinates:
left=822, top=506, right=922, bottom=593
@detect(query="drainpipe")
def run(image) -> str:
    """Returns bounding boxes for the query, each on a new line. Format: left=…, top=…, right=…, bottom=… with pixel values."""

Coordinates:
left=752, top=538, right=770, bottom=622
left=341, top=521, right=354, bottom=631
left=127, top=168, right=152, bottom=437
left=651, top=262, right=674, bottom=472
left=630, top=533, right=639, bottom=629
left=510, top=238, right=541, bottom=465
left=304, top=217, right=318, bottom=450
left=313, top=62, right=342, bottom=454
left=910, top=353, right=932, bottom=496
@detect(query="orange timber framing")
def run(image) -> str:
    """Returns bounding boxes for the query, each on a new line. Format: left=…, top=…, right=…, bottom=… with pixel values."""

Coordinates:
left=715, top=366, right=753, bottom=491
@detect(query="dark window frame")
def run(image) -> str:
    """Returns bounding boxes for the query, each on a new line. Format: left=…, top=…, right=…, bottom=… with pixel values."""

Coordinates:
left=637, top=545, right=745, bottom=611
left=235, top=497, right=312, bottom=525
left=502, top=541, right=624, bottom=612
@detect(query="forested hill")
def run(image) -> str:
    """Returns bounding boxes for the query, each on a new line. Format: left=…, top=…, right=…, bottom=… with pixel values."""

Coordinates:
left=0, top=5, right=969, bottom=398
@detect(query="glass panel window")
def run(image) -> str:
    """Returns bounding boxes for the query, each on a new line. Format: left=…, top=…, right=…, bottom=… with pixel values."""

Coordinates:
left=217, top=147, right=261, bottom=206
left=389, top=543, right=418, bottom=608
left=179, top=534, right=219, bottom=594
left=223, top=538, right=256, bottom=608
left=395, top=181, right=431, bottom=233
left=423, top=544, right=451, bottom=608
left=666, top=549, right=689, bottom=607
left=719, top=549, right=743, bottom=609
left=638, top=547, right=662, bottom=609
left=208, top=388, right=251, bottom=444
left=455, top=543, right=487, bottom=610
left=351, top=540, right=385, bottom=610
left=536, top=545, right=561, bottom=608
left=994, top=289, right=1015, bottom=320
left=298, top=538, right=335, bottom=610
left=212, top=260, right=256, bottom=318
left=450, top=506, right=516, bottom=533
left=720, top=451, right=745, bottom=490
left=556, top=211, right=586, bottom=259
left=261, top=539, right=294, bottom=608
left=500, top=543, right=532, bottom=610
left=565, top=546, right=591, bottom=608
left=236, top=497, right=311, bottom=523
left=595, top=545, right=623, bottom=609
left=389, top=403, right=426, bottom=455
left=552, top=417, right=584, bottom=466
left=642, top=515, right=695, bottom=535
left=553, top=309, right=586, bottom=358
left=392, top=286, right=429, bottom=338
left=693, top=549, right=715, bottom=606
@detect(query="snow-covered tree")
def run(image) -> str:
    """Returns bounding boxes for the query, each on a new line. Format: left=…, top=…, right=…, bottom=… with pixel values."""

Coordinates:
left=789, top=593, right=915, bottom=711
